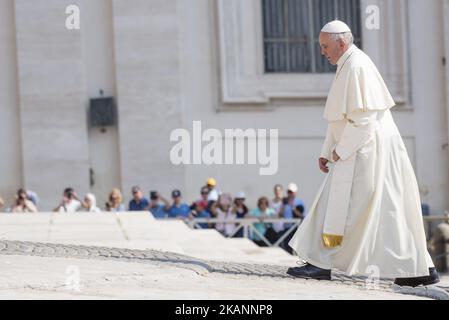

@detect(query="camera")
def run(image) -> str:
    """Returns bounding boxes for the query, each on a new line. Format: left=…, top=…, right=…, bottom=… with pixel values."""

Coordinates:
left=150, top=191, right=159, bottom=200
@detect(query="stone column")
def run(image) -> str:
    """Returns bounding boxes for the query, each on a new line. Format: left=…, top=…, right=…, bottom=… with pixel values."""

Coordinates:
left=14, top=0, right=90, bottom=209
left=112, top=0, right=185, bottom=198
left=0, top=0, right=23, bottom=201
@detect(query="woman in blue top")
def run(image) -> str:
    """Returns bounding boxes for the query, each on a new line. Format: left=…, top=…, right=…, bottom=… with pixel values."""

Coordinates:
left=249, top=197, right=275, bottom=246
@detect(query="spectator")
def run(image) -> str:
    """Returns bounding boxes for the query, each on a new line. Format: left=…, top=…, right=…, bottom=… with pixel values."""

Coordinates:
left=232, top=191, right=248, bottom=237
left=12, top=189, right=38, bottom=213
left=105, top=188, right=126, bottom=212
left=189, top=200, right=211, bottom=229
left=233, top=192, right=249, bottom=218
left=212, top=194, right=237, bottom=237
left=206, top=178, right=220, bottom=202
left=249, top=196, right=275, bottom=246
left=192, top=185, right=217, bottom=228
left=270, top=184, right=285, bottom=240
left=80, top=193, right=101, bottom=213
left=166, top=189, right=190, bottom=219
left=148, top=191, right=170, bottom=219
left=280, top=183, right=306, bottom=253
left=129, top=186, right=149, bottom=211
left=0, top=196, right=4, bottom=211
left=205, top=179, right=220, bottom=217
left=53, top=187, right=82, bottom=213
left=196, top=186, right=210, bottom=209
left=26, top=191, right=39, bottom=206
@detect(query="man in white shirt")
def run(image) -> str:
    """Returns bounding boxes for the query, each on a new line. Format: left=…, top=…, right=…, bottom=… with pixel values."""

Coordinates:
left=53, top=187, right=82, bottom=213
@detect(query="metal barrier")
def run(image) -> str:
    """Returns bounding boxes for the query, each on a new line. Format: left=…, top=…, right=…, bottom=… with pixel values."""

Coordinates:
left=423, top=212, right=449, bottom=263
left=185, top=212, right=449, bottom=250
left=422, top=213, right=449, bottom=222
left=186, top=217, right=302, bottom=248
left=422, top=212, right=449, bottom=240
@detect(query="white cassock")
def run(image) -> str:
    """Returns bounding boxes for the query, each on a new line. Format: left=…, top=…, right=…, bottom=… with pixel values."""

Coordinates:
left=288, top=44, right=434, bottom=278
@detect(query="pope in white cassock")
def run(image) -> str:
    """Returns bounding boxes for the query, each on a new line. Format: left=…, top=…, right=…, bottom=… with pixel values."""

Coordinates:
left=286, top=20, right=439, bottom=287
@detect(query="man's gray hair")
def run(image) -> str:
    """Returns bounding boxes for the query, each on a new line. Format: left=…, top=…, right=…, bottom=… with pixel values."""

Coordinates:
left=328, top=32, right=354, bottom=45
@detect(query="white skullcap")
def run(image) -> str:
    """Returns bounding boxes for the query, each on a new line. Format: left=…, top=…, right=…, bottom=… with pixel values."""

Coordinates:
left=321, top=20, right=351, bottom=33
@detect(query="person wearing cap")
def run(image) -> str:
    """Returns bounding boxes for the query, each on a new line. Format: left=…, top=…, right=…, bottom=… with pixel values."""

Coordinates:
left=282, top=183, right=306, bottom=220
left=128, top=186, right=149, bottom=211
left=231, top=191, right=249, bottom=237
left=279, top=183, right=305, bottom=253
left=206, top=177, right=220, bottom=202
left=166, top=189, right=190, bottom=219
left=204, top=178, right=221, bottom=215
left=287, top=20, right=438, bottom=287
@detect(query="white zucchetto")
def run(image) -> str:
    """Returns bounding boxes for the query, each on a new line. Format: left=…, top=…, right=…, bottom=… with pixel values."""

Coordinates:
left=321, top=20, right=351, bottom=33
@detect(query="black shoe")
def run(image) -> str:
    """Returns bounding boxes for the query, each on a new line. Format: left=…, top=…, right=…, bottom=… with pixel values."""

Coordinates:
left=394, top=267, right=440, bottom=287
left=287, top=263, right=332, bottom=280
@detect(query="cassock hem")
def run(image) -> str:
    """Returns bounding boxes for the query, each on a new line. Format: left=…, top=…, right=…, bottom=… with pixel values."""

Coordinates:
left=291, top=247, right=432, bottom=278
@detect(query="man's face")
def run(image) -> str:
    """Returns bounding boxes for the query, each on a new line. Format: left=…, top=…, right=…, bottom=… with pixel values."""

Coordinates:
left=201, top=189, right=209, bottom=200
left=133, top=190, right=142, bottom=201
left=173, top=196, right=181, bottom=205
left=274, top=186, right=283, bottom=198
left=287, top=190, right=296, bottom=200
left=319, top=32, right=346, bottom=65
left=63, top=192, right=71, bottom=203
left=84, top=197, right=92, bottom=208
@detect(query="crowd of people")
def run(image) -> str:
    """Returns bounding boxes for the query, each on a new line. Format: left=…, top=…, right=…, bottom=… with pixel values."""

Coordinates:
left=0, top=178, right=306, bottom=251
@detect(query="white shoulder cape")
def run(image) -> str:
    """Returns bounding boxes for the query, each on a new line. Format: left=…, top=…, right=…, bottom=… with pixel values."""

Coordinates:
left=323, top=45, right=396, bottom=121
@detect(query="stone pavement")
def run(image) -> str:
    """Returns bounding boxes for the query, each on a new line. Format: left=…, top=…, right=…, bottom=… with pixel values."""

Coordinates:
left=0, top=240, right=448, bottom=300
left=0, top=212, right=298, bottom=265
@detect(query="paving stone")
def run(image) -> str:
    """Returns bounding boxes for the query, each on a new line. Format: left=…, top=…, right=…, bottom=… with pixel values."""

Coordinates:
left=0, top=240, right=447, bottom=299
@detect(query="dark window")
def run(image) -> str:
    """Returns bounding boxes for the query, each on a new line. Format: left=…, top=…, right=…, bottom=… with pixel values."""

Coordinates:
left=262, top=0, right=362, bottom=73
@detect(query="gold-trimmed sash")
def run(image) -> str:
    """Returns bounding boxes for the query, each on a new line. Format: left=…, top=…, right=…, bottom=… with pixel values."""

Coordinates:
left=322, top=233, right=343, bottom=248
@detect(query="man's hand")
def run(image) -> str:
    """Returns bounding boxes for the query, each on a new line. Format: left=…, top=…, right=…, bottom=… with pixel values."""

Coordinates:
left=319, top=157, right=329, bottom=173
left=332, top=150, right=340, bottom=162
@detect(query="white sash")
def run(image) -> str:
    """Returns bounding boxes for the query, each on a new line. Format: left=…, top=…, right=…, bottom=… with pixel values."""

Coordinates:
left=322, top=153, right=357, bottom=247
